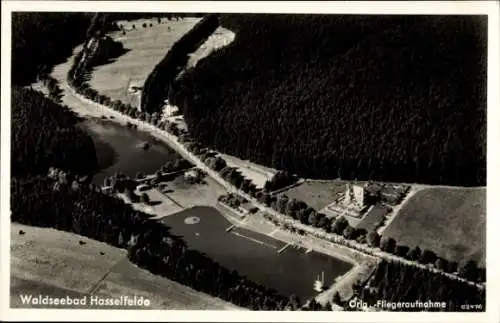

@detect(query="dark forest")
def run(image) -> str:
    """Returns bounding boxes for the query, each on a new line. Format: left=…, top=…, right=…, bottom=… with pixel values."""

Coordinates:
left=170, top=14, right=487, bottom=186
left=355, top=260, right=485, bottom=311
left=12, top=12, right=93, bottom=86
left=11, top=87, right=98, bottom=178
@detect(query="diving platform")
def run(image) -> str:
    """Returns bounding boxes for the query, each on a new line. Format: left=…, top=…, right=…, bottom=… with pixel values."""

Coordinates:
left=277, top=242, right=292, bottom=254
left=225, top=224, right=236, bottom=232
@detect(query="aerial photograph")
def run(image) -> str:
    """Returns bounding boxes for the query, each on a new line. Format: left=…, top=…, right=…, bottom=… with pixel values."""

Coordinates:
left=6, top=4, right=490, bottom=316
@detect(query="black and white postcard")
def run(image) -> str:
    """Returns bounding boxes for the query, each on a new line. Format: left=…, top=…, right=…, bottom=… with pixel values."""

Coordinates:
left=1, top=1, right=499, bottom=322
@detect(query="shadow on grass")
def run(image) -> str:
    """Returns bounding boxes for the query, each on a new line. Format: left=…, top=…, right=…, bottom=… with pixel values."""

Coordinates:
left=93, top=48, right=132, bottom=68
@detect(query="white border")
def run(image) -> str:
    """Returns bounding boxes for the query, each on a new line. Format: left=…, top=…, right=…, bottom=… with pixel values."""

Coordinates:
left=1, top=1, right=499, bottom=322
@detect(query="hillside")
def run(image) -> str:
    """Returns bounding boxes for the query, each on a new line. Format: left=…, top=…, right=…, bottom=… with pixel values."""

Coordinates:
left=11, top=223, right=239, bottom=310
left=171, top=14, right=487, bottom=186
left=11, top=87, right=98, bottom=178
left=382, top=187, right=486, bottom=266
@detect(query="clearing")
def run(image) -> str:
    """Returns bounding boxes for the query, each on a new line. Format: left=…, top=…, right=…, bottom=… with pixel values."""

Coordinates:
left=118, top=174, right=228, bottom=220
left=182, top=26, right=236, bottom=72
left=89, top=17, right=201, bottom=105
left=219, top=153, right=278, bottom=190
left=279, top=180, right=347, bottom=211
left=10, top=223, right=240, bottom=310
left=117, top=186, right=184, bottom=219
left=164, top=174, right=227, bottom=209
left=382, top=187, right=486, bottom=266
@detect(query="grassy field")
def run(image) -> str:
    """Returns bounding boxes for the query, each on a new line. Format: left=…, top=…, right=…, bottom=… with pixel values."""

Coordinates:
left=164, top=175, right=228, bottom=209
left=382, top=187, right=486, bottom=266
left=117, top=176, right=228, bottom=221
left=219, top=153, right=277, bottom=189
left=280, top=180, right=347, bottom=211
left=117, top=187, right=184, bottom=220
left=10, top=223, right=239, bottom=309
left=89, top=18, right=201, bottom=105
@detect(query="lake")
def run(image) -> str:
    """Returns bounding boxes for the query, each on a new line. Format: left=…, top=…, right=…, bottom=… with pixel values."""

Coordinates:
left=81, top=118, right=353, bottom=301
left=160, top=206, right=353, bottom=301
left=80, top=118, right=180, bottom=185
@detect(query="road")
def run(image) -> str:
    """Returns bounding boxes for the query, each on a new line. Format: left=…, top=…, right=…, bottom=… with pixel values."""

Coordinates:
left=304, top=178, right=486, bottom=191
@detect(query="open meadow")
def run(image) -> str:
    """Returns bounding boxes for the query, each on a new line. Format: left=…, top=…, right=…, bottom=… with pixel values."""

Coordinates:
left=164, top=175, right=228, bottom=209
left=280, top=180, right=347, bottom=211
left=219, top=153, right=277, bottom=190
left=382, top=187, right=486, bottom=266
left=10, top=223, right=239, bottom=310
left=89, top=17, right=201, bottom=105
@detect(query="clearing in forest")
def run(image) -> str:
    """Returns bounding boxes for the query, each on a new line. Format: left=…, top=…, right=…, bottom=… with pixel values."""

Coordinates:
left=279, top=180, right=347, bottom=211
left=382, top=187, right=486, bottom=266
left=219, top=153, right=278, bottom=190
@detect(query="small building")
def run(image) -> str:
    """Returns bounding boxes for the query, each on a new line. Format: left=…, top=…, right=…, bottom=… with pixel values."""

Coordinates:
left=184, top=168, right=202, bottom=183
left=164, top=104, right=179, bottom=117
left=343, top=183, right=365, bottom=208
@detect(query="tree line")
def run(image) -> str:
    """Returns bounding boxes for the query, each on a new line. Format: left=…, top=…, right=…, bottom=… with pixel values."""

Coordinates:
left=260, top=189, right=485, bottom=283
left=378, top=236, right=485, bottom=283
left=170, top=14, right=486, bottom=186
left=12, top=12, right=94, bottom=86
left=353, top=260, right=485, bottom=311
left=11, top=11, right=188, bottom=86
left=85, top=12, right=198, bottom=38
left=140, top=14, right=220, bottom=113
